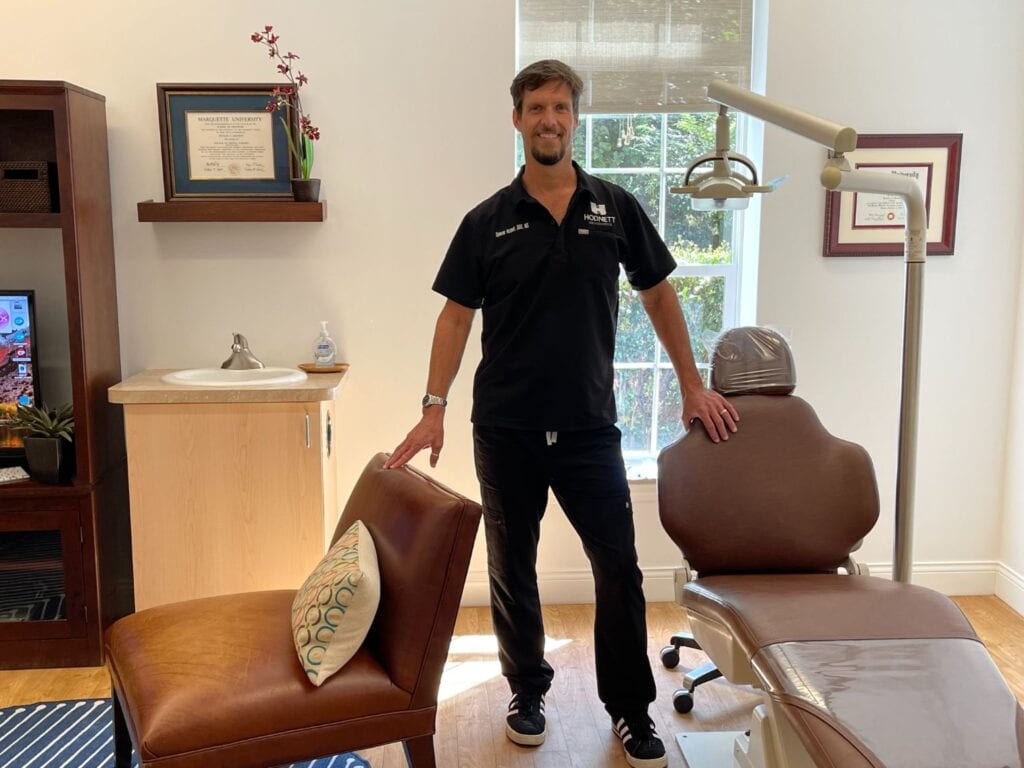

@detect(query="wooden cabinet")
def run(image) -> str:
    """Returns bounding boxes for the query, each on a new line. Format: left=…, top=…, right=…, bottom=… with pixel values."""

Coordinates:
left=0, top=81, right=132, bottom=669
left=110, top=372, right=344, bottom=610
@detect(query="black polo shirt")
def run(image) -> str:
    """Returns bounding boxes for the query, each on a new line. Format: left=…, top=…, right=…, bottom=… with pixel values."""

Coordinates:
left=433, top=162, right=676, bottom=431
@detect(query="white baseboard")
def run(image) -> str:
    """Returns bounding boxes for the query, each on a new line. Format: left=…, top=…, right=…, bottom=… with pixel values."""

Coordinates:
left=461, top=566, right=678, bottom=607
left=461, top=561, right=1011, bottom=607
left=995, top=562, right=1024, bottom=616
left=862, top=560, right=999, bottom=595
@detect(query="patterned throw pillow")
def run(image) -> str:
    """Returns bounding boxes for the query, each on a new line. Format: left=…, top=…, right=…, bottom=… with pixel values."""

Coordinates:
left=291, top=519, right=380, bottom=686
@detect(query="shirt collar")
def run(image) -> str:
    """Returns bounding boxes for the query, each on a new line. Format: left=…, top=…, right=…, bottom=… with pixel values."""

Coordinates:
left=510, top=161, right=600, bottom=210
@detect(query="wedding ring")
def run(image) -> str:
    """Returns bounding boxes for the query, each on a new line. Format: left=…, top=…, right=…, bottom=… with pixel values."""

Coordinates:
left=719, top=408, right=728, bottom=415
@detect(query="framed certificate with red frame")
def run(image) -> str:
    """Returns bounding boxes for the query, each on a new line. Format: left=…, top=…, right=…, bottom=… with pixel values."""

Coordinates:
left=823, top=134, right=962, bottom=257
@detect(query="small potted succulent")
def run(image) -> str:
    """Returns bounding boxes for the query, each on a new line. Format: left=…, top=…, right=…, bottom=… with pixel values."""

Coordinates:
left=9, top=402, right=75, bottom=484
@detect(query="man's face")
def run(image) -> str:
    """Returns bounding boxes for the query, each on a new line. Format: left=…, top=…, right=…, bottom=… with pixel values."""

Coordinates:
left=513, top=80, right=578, bottom=167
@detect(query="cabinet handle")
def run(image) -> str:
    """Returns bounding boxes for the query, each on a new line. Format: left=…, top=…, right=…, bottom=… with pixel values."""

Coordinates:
left=305, top=413, right=311, bottom=448
left=326, top=412, right=333, bottom=458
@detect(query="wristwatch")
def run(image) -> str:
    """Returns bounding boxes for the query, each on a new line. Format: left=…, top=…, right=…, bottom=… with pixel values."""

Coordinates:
left=422, top=393, right=448, bottom=408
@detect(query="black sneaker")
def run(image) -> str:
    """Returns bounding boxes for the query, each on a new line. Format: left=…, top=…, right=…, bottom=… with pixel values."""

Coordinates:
left=506, top=692, right=546, bottom=746
left=611, top=713, right=667, bottom=768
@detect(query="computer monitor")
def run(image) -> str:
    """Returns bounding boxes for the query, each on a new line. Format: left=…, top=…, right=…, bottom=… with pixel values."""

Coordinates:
left=0, top=290, right=42, bottom=461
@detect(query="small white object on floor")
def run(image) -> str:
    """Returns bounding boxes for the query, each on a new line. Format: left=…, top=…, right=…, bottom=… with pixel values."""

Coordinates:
left=676, top=730, right=745, bottom=768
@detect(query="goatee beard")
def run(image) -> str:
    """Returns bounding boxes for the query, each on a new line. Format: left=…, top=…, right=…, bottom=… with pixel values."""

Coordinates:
left=531, top=145, right=565, bottom=166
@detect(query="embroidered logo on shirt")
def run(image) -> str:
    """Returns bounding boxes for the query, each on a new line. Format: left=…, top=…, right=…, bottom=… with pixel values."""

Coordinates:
left=584, top=200, right=616, bottom=227
left=495, top=222, right=530, bottom=238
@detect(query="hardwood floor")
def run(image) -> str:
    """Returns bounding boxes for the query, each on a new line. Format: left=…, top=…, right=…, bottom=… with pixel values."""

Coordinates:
left=1, top=597, right=1021, bottom=767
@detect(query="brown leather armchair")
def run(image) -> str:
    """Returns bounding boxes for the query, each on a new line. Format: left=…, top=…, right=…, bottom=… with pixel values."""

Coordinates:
left=105, top=453, right=482, bottom=768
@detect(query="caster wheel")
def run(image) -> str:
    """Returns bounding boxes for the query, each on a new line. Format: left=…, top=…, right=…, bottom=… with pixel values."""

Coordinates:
left=673, top=689, right=694, bottom=714
left=660, top=646, right=680, bottom=669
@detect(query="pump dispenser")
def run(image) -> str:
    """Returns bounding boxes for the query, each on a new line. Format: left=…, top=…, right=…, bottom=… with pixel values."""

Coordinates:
left=313, top=321, right=337, bottom=368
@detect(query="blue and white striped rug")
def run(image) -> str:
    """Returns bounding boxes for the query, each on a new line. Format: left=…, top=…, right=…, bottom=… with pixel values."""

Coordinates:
left=0, top=699, right=370, bottom=768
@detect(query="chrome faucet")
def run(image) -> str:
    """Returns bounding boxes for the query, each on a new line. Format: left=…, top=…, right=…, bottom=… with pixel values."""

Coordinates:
left=221, top=333, right=265, bottom=370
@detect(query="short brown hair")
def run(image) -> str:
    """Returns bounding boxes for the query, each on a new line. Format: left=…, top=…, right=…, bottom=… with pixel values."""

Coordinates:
left=511, top=59, right=583, bottom=115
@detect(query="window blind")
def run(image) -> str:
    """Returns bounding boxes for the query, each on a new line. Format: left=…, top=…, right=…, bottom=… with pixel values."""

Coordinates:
left=517, top=0, right=753, bottom=114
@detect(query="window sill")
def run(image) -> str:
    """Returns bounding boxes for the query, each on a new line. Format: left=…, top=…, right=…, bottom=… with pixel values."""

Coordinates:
left=624, top=456, right=659, bottom=481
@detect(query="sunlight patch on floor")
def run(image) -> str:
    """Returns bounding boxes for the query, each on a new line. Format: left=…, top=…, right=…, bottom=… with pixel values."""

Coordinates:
left=438, top=634, right=572, bottom=701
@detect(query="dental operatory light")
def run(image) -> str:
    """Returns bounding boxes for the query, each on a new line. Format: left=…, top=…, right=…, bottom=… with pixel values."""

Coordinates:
left=677, top=80, right=930, bottom=584
left=674, top=105, right=772, bottom=211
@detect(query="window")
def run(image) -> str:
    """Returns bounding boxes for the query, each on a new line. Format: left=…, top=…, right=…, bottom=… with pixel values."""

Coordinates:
left=517, top=0, right=759, bottom=477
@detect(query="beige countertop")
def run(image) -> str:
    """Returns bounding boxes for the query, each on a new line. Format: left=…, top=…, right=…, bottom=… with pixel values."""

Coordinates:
left=108, top=368, right=348, bottom=404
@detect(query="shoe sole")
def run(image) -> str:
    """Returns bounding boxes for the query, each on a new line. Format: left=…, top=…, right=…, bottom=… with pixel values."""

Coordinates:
left=506, top=722, right=545, bottom=746
left=622, top=754, right=667, bottom=768
left=611, top=726, right=667, bottom=768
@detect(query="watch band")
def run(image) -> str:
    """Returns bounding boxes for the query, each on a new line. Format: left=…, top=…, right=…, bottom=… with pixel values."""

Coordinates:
left=422, top=393, right=448, bottom=408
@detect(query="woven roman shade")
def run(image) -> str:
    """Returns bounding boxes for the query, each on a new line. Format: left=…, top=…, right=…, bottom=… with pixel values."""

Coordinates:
left=517, top=0, right=753, bottom=114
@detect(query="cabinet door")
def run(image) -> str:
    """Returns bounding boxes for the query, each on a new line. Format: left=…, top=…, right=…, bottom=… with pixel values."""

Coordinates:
left=125, top=402, right=327, bottom=609
left=0, top=497, right=86, bottom=641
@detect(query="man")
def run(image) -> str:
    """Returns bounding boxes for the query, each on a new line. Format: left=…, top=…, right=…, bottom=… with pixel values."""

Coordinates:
left=386, top=59, right=738, bottom=768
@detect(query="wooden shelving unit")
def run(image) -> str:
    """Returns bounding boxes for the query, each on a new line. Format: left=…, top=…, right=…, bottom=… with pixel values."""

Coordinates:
left=0, top=80, right=132, bottom=669
left=137, top=199, right=326, bottom=222
left=0, top=212, right=62, bottom=228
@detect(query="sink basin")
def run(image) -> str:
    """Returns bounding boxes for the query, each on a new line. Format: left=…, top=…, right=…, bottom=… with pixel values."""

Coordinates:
left=161, top=367, right=308, bottom=387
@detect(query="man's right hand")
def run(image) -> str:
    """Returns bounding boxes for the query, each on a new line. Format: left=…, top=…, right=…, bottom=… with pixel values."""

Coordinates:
left=384, top=407, right=446, bottom=469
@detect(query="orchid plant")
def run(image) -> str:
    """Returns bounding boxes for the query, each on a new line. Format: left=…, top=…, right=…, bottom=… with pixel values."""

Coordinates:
left=250, top=25, right=320, bottom=180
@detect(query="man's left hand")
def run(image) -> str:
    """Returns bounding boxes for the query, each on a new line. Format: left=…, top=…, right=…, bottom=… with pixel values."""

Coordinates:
left=683, top=386, right=739, bottom=443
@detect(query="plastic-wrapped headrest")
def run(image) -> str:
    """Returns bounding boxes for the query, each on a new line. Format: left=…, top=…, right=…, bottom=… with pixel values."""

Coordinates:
left=710, top=327, right=796, bottom=396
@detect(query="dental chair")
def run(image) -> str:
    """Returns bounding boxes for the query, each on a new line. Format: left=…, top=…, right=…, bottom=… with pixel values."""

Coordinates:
left=658, top=327, right=1023, bottom=768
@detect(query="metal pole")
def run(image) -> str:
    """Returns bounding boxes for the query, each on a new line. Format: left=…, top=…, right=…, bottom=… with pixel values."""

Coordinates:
left=823, top=166, right=926, bottom=582
left=893, top=259, right=924, bottom=582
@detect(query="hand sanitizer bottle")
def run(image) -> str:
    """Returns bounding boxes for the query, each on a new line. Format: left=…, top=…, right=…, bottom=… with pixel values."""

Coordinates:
left=313, top=321, right=337, bottom=368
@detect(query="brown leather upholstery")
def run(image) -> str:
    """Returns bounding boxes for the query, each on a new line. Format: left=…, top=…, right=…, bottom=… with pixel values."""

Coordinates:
left=659, top=395, right=878, bottom=576
left=683, top=574, right=978, bottom=656
left=105, top=453, right=482, bottom=768
left=755, top=638, right=1024, bottom=768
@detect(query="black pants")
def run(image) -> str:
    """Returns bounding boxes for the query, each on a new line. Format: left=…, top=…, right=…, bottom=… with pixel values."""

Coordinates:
left=473, top=424, right=656, bottom=716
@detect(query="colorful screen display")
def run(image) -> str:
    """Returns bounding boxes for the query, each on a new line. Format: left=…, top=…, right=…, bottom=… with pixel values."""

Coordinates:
left=0, top=292, right=40, bottom=451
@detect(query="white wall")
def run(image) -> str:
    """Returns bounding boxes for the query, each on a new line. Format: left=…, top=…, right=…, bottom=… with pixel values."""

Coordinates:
left=4, top=0, right=1023, bottom=605
left=999, top=232, right=1024, bottom=613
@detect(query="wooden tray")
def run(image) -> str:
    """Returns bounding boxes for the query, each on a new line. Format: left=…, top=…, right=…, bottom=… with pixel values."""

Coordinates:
left=298, top=363, right=350, bottom=374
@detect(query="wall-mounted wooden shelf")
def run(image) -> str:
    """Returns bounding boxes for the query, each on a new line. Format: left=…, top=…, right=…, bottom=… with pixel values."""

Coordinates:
left=137, top=199, right=326, bottom=222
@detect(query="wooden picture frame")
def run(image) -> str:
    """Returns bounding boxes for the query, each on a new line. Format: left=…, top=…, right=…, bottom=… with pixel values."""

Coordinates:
left=823, top=134, right=962, bottom=257
left=157, top=83, right=297, bottom=200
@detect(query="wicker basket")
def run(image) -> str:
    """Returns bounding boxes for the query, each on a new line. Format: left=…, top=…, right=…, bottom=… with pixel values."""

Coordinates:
left=0, top=161, right=53, bottom=213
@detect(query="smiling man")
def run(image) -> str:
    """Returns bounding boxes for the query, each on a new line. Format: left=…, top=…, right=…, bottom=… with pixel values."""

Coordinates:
left=386, top=59, right=738, bottom=768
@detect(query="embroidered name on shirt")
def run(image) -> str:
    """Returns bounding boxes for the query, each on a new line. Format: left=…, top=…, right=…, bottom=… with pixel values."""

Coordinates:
left=495, top=222, right=530, bottom=238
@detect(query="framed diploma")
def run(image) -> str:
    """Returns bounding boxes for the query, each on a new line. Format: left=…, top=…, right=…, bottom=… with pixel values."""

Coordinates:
left=823, top=134, right=962, bottom=257
left=156, top=84, right=297, bottom=200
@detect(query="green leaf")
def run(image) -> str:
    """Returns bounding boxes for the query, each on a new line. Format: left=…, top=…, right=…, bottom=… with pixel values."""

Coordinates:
left=9, top=402, right=75, bottom=441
